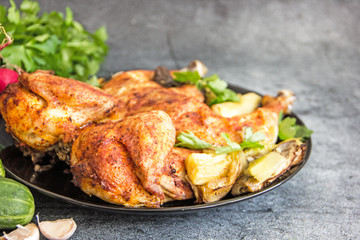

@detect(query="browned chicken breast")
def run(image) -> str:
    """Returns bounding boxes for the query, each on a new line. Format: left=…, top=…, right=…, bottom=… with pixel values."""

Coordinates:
left=0, top=63, right=304, bottom=207
left=0, top=70, right=123, bottom=168
left=103, top=70, right=240, bottom=146
left=160, top=147, right=195, bottom=201
left=71, top=110, right=193, bottom=208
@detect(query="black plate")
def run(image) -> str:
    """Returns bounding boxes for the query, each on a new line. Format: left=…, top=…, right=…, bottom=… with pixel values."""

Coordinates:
left=0, top=85, right=311, bottom=214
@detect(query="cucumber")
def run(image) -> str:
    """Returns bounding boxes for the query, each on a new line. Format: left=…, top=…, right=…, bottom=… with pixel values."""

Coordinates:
left=0, top=177, right=35, bottom=229
left=0, top=159, right=4, bottom=177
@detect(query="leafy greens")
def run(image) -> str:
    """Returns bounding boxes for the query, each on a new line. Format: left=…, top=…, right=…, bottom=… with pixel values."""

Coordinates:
left=278, top=111, right=313, bottom=140
left=173, top=71, right=240, bottom=106
left=0, top=0, right=108, bottom=86
left=175, top=128, right=265, bottom=155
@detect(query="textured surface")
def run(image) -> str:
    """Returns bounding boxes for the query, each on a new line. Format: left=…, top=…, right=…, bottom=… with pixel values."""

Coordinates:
left=2, top=0, right=360, bottom=239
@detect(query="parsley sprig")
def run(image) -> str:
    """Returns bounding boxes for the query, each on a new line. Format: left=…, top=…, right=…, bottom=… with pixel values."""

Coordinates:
left=175, top=128, right=265, bottom=154
left=278, top=111, right=313, bottom=141
left=173, top=71, right=240, bottom=106
left=0, top=0, right=108, bottom=86
left=175, top=131, right=213, bottom=150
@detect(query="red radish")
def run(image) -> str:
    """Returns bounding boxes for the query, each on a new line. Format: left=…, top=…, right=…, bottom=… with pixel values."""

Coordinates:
left=0, top=68, right=18, bottom=92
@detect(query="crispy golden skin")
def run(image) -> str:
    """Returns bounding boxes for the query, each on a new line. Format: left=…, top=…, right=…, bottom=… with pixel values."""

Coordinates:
left=103, top=70, right=240, bottom=145
left=228, top=90, right=296, bottom=146
left=160, top=147, right=195, bottom=201
left=231, top=139, right=306, bottom=195
left=0, top=67, right=299, bottom=207
left=71, top=110, right=194, bottom=208
left=0, top=70, right=122, bottom=154
left=103, top=70, right=297, bottom=204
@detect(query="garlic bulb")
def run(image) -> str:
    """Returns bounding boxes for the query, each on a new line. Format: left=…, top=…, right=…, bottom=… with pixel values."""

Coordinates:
left=37, top=218, right=77, bottom=240
left=1, top=223, right=40, bottom=240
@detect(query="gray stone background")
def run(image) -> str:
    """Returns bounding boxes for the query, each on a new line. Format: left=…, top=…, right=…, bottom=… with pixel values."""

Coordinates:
left=2, top=0, right=360, bottom=239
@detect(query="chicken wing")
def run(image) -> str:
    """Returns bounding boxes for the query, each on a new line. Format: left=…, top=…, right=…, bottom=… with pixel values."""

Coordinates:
left=0, top=70, right=123, bottom=167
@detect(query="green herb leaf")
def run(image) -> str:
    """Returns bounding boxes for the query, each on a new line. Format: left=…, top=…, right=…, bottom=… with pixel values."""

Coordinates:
left=207, top=88, right=240, bottom=106
left=294, top=125, right=313, bottom=139
left=240, top=141, right=264, bottom=149
left=173, top=71, right=239, bottom=106
left=279, top=116, right=313, bottom=140
left=93, top=26, right=108, bottom=42
left=173, top=71, right=201, bottom=86
left=278, top=117, right=297, bottom=140
left=0, top=158, right=5, bottom=177
left=8, top=0, right=20, bottom=24
left=244, top=127, right=266, bottom=142
left=204, top=74, right=227, bottom=94
left=175, top=129, right=265, bottom=154
left=238, top=127, right=265, bottom=150
left=175, top=131, right=213, bottom=149
left=1, top=1, right=109, bottom=86
left=214, top=133, right=241, bottom=154
left=65, top=7, right=73, bottom=26
left=20, top=0, right=40, bottom=15
left=0, top=6, right=7, bottom=23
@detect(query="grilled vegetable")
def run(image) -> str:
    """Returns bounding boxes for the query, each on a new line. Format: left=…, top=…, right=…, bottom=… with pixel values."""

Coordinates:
left=231, top=138, right=306, bottom=195
left=185, top=151, right=245, bottom=203
left=247, top=152, right=287, bottom=182
left=186, top=153, right=231, bottom=185
left=211, top=92, right=262, bottom=118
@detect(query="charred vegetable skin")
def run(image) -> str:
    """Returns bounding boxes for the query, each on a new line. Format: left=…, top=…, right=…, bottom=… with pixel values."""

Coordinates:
left=231, top=139, right=306, bottom=195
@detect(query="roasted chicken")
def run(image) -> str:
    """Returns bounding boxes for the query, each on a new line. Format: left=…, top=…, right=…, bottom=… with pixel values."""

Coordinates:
left=71, top=110, right=193, bottom=207
left=103, top=70, right=240, bottom=146
left=0, top=70, right=123, bottom=169
left=0, top=61, right=307, bottom=207
left=100, top=69, right=298, bottom=204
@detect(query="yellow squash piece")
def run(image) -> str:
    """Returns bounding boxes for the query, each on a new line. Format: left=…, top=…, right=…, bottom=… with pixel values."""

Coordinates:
left=185, top=153, right=231, bottom=185
left=211, top=92, right=262, bottom=118
left=231, top=138, right=306, bottom=196
left=247, top=152, right=287, bottom=182
left=185, top=151, right=245, bottom=203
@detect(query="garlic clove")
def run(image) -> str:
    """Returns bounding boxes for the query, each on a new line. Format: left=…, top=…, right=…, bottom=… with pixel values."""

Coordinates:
left=38, top=218, right=77, bottom=240
left=1, top=223, right=40, bottom=240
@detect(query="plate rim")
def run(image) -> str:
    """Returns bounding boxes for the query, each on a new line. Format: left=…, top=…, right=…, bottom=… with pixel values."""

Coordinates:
left=1, top=84, right=312, bottom=214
